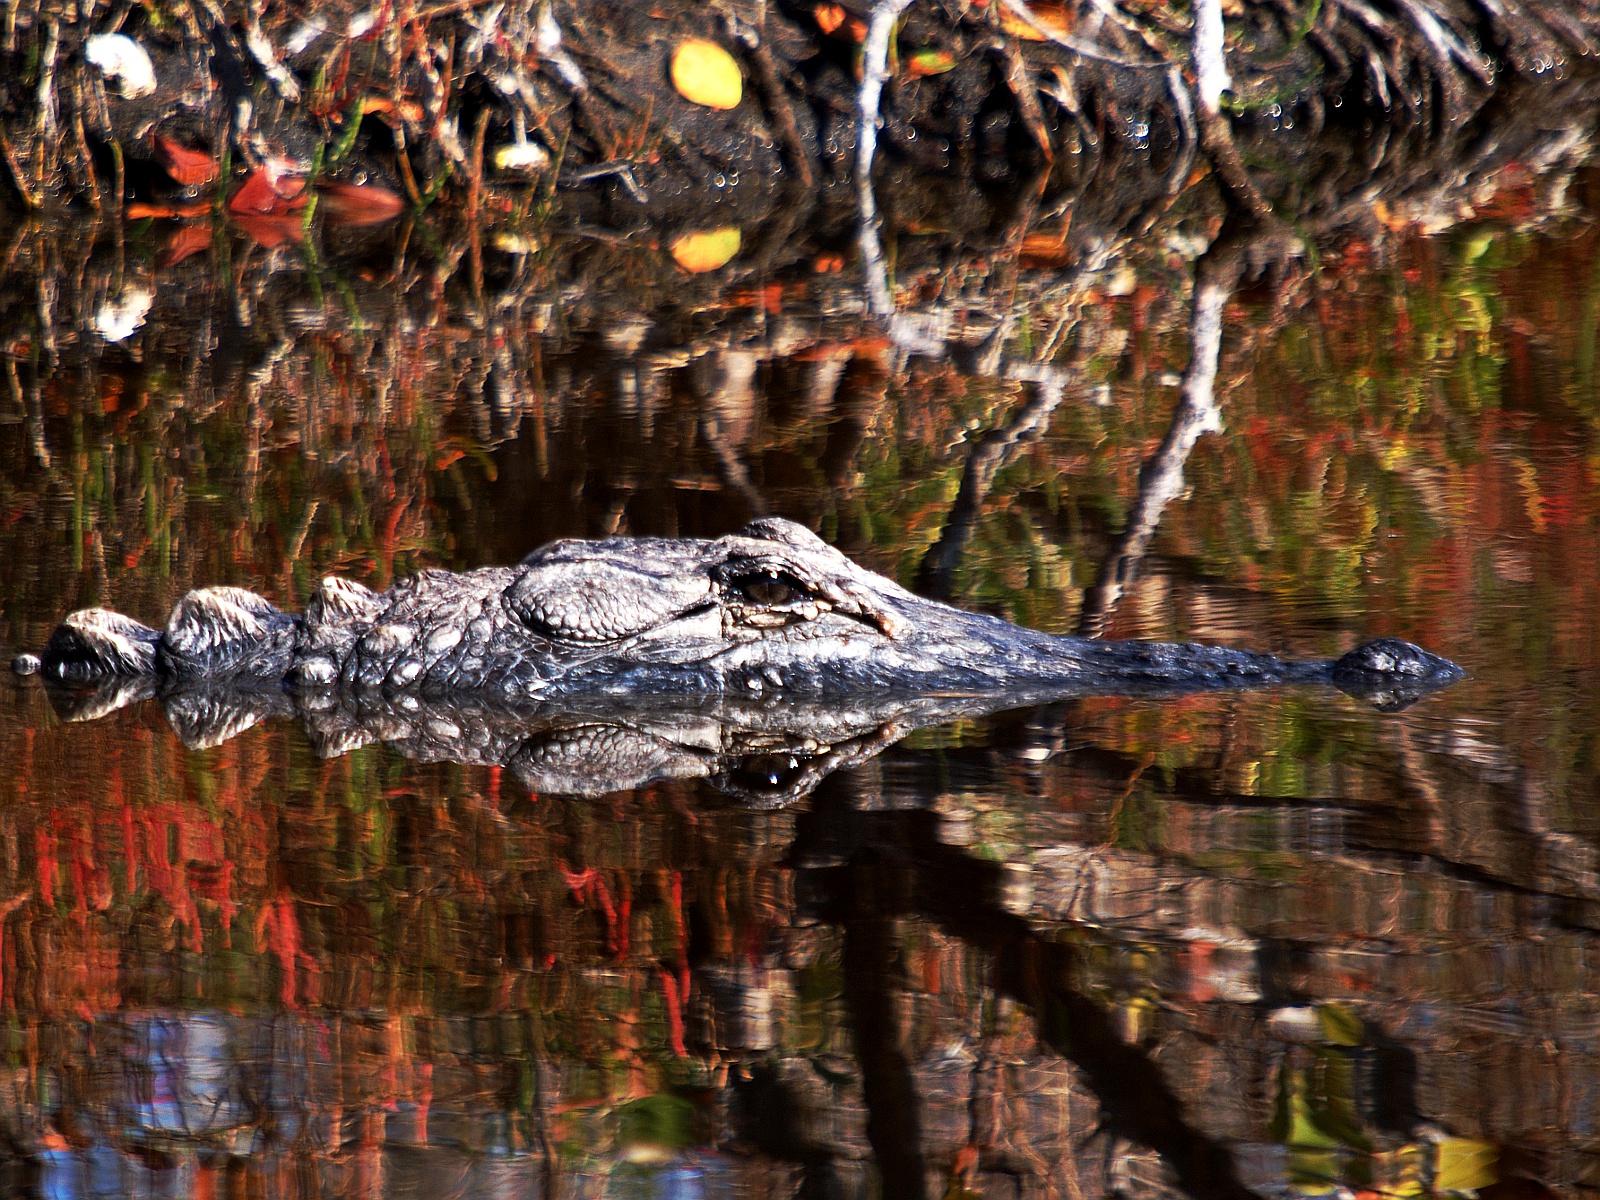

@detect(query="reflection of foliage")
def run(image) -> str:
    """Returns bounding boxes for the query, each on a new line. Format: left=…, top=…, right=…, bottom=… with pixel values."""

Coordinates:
left=0, top=175, right=1598, bottom=1193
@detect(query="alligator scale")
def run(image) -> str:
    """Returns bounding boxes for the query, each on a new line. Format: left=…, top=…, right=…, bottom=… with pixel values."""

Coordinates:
left=13, top=518, right=1464, bottom=799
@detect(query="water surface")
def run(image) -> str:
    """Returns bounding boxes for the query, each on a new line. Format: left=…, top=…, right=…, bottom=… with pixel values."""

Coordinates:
left=0, top=175, right=1598, bottom=1198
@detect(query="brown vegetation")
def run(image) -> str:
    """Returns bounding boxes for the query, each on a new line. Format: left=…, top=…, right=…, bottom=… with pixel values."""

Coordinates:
left=1, top=0, right=1599, bottom=226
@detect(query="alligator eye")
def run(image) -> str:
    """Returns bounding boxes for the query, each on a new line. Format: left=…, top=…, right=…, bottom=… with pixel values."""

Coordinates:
left=727, top=753, right=806, bottom=794
left=734, top=571, right=813, bottom=607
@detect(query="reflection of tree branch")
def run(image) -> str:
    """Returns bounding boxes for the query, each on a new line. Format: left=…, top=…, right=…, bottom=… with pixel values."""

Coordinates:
left=699, top=348, right=771, bottom=518
left=1076, top=251, right=1240, bottom=639
left=529, top=1015, right=557, bottom=1200
left=800, top=784, right=1263, bottom=1200
left=917, top=376, right=1068, bottom=601
left=841, top=861, right=928, bottom=1200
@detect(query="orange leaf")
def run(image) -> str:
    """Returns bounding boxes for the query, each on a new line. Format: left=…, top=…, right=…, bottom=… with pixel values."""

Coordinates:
left=1000, top=1, right=1073, bottom=40
left=231, top=213, right=306, bottom=249
left=155, top=135, right=219, bottom=187
left=317, top=181, right=407, bottom=225
left=814, top=3, right=846, bottom=33
left=228, top=167, right=309, bottom=216
left=126, top=200, right=209, bottom=219
left=160, top=223, right=214, bottom=267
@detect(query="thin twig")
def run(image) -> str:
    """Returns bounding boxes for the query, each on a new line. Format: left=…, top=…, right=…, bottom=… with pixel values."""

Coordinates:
left=0, top=128, right=44, bottom=209
left=246, top=0, right=304, bottom=102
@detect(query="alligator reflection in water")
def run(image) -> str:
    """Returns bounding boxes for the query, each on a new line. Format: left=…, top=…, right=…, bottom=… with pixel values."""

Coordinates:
left=41, top=661, right=1459, bottom=809
left=22, top=510, right=1462, bottom=804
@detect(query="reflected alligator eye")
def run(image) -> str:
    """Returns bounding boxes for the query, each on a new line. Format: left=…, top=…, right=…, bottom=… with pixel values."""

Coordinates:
left=728, top=752, right=806, bottom=793
left=735, top=571, right=812, bottom=607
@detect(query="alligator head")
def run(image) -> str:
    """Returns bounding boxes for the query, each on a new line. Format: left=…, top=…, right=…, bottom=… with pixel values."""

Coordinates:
left=15, top=518, right=1466, bottom=784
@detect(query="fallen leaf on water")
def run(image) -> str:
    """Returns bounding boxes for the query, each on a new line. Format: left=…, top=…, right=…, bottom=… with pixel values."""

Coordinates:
left=670, top=38, right=743, bottom=110
left=670, top=227, right=741, bottom=272
left=154, top=136, right=219, bottom=187
left=359, top=95, right=427, bottom=123
left=316, top=181, right=407, bottom=225
left=814, top=5, right=867, bottom=40
left=228, top=164, right=310, bottom=216
left=1019, top=232, right=1073, bottom=266
left=907, top=48, right=957, bottom=77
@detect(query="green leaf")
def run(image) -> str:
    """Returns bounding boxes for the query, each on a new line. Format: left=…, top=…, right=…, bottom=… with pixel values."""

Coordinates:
left=907, top=48, right=957, bottom=77
left=1318, top=1002, right=1364, bottom=1047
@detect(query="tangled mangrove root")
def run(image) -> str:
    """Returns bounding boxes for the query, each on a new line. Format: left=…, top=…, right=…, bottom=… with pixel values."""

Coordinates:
left=0, top=0, right=1597, bottom=230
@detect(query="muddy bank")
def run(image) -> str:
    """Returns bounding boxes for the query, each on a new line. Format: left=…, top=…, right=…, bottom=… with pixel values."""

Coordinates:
left=1, top=0, right=1599, bottom=228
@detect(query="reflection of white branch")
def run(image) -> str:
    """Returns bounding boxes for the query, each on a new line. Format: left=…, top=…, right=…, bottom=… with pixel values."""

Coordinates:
left=856, top=0, right=913, bottom=301
left=537, top=1, right=589, bottom=93
left=856, top=0, right=948, bottom=356
left=1078, top=273, right=1230, bottom=636
left=700, top=349, right=770, bottom=516
left=919, top=376, right=1068, bottom=596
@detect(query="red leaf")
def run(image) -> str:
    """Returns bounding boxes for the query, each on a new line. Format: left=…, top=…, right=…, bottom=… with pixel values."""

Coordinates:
left=231, top=213, right=305, bottom=249
left=154, top=136, right=218, bottom=187
left=317, top=181, right=407, bottom=225
left=159, top=223, right=213, bottom=267
left=228, top=166, right=309, bottom=216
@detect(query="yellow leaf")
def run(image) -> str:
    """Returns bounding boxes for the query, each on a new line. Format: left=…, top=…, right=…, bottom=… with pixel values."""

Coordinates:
left=1434, top=1138, right=1497, bottom=1194
left=671, top=227, right=741, bottom=273
left=671, top=38, right=743, bottom=111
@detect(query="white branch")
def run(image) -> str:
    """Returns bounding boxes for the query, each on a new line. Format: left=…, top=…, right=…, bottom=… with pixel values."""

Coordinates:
left=1192, top=0, right=1230, bottom=115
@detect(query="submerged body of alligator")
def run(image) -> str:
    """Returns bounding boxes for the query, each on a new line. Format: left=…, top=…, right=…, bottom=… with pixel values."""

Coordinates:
left=14, top=518, right=1463, bottom=799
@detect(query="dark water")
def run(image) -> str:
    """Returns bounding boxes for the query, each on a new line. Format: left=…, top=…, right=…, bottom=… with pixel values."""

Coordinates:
left=0, top=168, right=1598, bottom=1199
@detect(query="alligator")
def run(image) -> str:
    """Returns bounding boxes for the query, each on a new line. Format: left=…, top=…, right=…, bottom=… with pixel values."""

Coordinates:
left=13, top=517, right=1464, bottom=798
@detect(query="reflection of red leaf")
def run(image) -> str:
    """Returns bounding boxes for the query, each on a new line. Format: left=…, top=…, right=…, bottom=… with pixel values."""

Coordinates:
left=228, top=166, right=309, bottom=216
left=317, top=181, right=406, bottom=225
left=126, top=201, right=208, bottom=219
left=231, top=213, right=305, bottom=249
left=154, top=136, right=218, bottom=187
left=159, top=223, right=213, bottom=267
